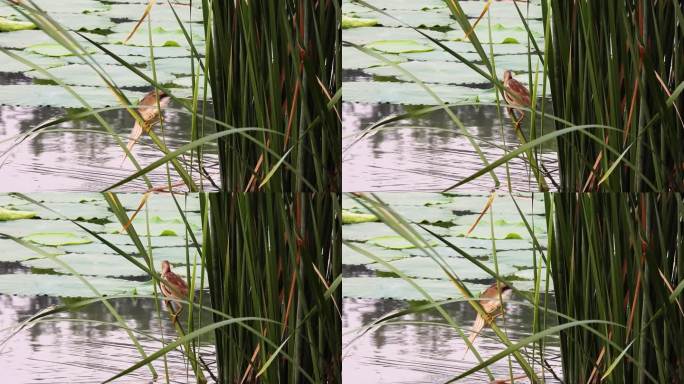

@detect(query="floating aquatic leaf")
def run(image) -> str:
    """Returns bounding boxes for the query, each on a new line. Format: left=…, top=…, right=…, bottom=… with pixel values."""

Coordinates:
left=342, top=210, right=378, bottom=224
left=343, top=81, right=486, bottom=105
left=0, top=238, right=63, bottom=262
left=366, top=235, right=438, bottom=250
left=343, top=242, right=407, bottom=265
left=366, top=255, right=517, bottom=279
left=0, top=29, right=54, bottom=49
left=0, top=16, right=36, bottom=31
left=342, top=46, right=405, bottom=70
left=0, top=219, right=104, bottom=238
left=24, top=63, right=178, bottom=88
left=343, top=276, right=489, bottom=300
left=27, top=0, right=110, bottom=14
left=107, top=27, right=203, bottom=48
left=343, top=222, right=399, bottom=242
left=0, top=85, right=145, bottom=108
left=96, top=43, right=191, bottom=58
left=0, top=207, right=36, bottom=221
left=342, top=15, right=378, bottom=29
left=366, top=40, right=434, bottom=54
left=343, top=26, right=444, bottom=46
left=26, top=43, right=96, bottom=57
left=346, top=0, right=445, bottom=12
left=22, top=253, right=149, bottom=277
left=0, top=273, right=148, bottom=297
left=364, top=61, right=492, bottom=85
left=351, top=9, right=454, bottom=29
left=99, top=3, right=202, bottom=23
left=23, top=232, right=93, bottom=246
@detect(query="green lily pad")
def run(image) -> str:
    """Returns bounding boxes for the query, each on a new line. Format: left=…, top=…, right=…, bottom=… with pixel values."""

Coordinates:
left=23, top=232, right=93, bottom=246
left=0, top=16, right=36, bottom=31
left=366, top=235, right=437, bottom=250
left=364, top=61, right=493, bottom=85
left=0, top=29, right=54, bottom=49
left=0, top=85, right=145, bottom=108
left=107, top=28, right=203, bottom=48
left=343, top=242, right=407, bottom=265
left=22, top=253, right=149, bottom=277
left=343, top=81, right=487, bottom=105
left=351, top=9, right=455, bottom=29
left=343, top=222, right=398, bottom=242
left=342, top=210, right=378, bottom=224
left=347, top=0, right=445, bottom=12
left=104, top=215, right=200, bottom=237
left=343, top=46, right=405, bottom=70
left=344, top=27, right=444, bottom=46
left=26, top=0, right=110, bottom=13
left=0, top=207, right=36, bottom=221
left=0, top=219, right=104, bottom=238
left=0, top=238, right=63, bottom=262
left=26, top=43, right=96, bottom=57
left=343, top=276, right=489, bottom=300
left=0, top=274, right=148, bottom=297
left=24, top=63, right=178, bottom=88
left=0, top=50, right=66, bottom=72
left=366, top=40, right=434, bottom=54
left=342, top=15, right=378, bottom=29
left=366, top=255, right=517, bottom=280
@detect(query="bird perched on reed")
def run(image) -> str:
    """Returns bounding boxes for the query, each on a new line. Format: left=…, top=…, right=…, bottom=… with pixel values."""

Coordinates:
left=160, top=260, right=188, bottom=324
left=121, top=90, right=171, bottom=165
left=464, top=282, right=512, bottom=356
left=502, top=70, right=531, bottom=127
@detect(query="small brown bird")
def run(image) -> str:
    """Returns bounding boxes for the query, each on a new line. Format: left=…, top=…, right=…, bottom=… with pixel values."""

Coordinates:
left=502, top=70, right=531, bottom=126
left=122, top=90, right=171, bottom=165
left=464, top=282, right=513, bottom=356
left=160, top=260, right=188, bottom=323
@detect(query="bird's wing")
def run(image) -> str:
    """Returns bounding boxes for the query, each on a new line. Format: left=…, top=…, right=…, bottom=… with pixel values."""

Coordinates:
left=481, top=297, right=502, bottom=315
left=138, top=104, right=160, bottom=125
left=165, top=272, right=189, bottom=298
left=508, top=79, right=531, bottom=106
left=121, top=121, right=144, bottom=166
left=464, top=314, right=486, bottom=357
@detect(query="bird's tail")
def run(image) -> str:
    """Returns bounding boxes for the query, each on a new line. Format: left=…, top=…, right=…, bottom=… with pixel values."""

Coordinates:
left=463, top=314, right=486, bottom=358
left=121, top=121, right=143, bottom=167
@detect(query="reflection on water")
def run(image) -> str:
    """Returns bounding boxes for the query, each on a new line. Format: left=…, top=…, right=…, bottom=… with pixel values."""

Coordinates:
left=0, top=103, right=219, bottom=192
left=342, top=296, right=562, bottom=384
left=0, top=292, right=215, bottom=383
left=342, top=101, right=558, bottom=192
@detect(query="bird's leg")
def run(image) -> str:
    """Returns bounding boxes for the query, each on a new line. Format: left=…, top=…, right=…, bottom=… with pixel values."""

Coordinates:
left=165, top=300, right=182, bottom=325
left=172, top=304, right=184, bottom=325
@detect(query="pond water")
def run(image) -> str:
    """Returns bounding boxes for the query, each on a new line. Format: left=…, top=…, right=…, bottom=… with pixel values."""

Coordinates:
left=0, top=285, right=215, bottom=384
left=342, top=296, right=562, bottom=384
left=342, top=192, right=562, bottom=382
left=342, top=101, right=557, bottom=192
left=342, top=0, right=557, bottom=192
left=0, top=1, right=215, bottom=192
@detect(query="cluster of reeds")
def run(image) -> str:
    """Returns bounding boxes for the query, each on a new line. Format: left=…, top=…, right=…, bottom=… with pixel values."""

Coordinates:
left=202, top=192, right=341, bottom=383
left=548, top=192, right=684, bottom=382
left=544, top=1, right=684, bottom=192
left=203, top=0, right=341, bottom=192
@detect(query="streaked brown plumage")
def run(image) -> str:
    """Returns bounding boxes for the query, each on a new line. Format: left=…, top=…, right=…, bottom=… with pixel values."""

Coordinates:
left=464, top=282, right=512, bottom=356
left=502, top=70, right=531, bottom=124
left=160, top=260, right=188, bottom=322
left=122, top=90, right=171, bottom=165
